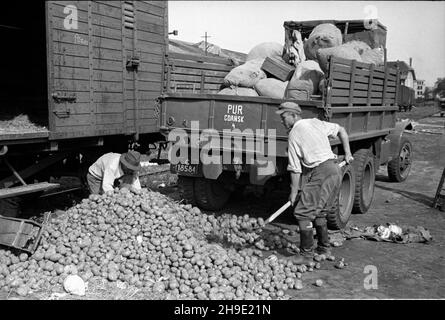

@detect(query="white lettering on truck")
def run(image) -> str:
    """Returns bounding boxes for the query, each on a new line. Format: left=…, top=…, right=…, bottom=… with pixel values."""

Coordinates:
left=224, top=104, right=244, bottom=123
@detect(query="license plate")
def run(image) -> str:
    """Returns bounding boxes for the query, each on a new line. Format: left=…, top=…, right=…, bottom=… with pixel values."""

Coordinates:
left=172, top=163, right=200, bottom=176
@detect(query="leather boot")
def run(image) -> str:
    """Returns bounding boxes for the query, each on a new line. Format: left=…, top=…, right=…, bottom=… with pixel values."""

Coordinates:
left=314, top=218, right=331, bottom=255
left=289, top=222, right=315, bottom=265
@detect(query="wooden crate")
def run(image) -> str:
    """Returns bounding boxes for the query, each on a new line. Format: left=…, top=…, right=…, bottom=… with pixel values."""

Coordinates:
left=261, top=57, right=295, bottom=82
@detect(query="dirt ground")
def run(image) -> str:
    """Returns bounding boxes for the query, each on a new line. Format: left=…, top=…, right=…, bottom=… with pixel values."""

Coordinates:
left=1, top=104, right=443, bottom=300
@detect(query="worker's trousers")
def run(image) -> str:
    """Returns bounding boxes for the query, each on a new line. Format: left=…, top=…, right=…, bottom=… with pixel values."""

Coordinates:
left=293, top=159, right=342, bottom=222
left=86, top=172, right=103, bottom=195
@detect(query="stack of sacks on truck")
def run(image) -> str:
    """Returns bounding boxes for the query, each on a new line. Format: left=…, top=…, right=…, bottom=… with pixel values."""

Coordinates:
left=316, top=39, right=384, bottom=73
left=250, top=43, right=294, bottom=99
left=218, top=42, right=285, bottom=97
left=295, top=23, right=385, bottom=94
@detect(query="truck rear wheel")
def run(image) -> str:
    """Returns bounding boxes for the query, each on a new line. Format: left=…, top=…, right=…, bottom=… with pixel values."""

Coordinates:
left=178, top=176, right=196, bottom=205
left=327, top=165, right=355, bottom=230
left=194, top=178, right=230, bottom=211
left=352, top=149, right=376, bottom=214
left=388, top=137, right=412, bottom=182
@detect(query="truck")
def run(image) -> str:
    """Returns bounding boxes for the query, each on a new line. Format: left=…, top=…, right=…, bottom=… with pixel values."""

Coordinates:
left=158, top=19, right=414, bottom=230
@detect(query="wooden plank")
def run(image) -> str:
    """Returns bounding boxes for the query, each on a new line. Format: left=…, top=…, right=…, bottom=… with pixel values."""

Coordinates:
left=54, top=113, right=127, bottom=127
left=331, top=89, right=394, bottom=99
left=52, top=42, right=124, bottom=61
left=330, top=97, right=394, bottom=105
left=52, top=29, right=124, bottom=52
left=137, top=62, right=164, bottom=73
left=139, top=52, right=164, bottom=63
left=0, top=183, right=60, bottom=200
left=53, top=54, right=123, bottom=71
left=95, top=1, right=122, bottom=8
left=168, top=74, right=225, bottom=85
left=331, top=57, right=397, bottom=75
left=51, top=19, right=122, bottom=41
left=382, top=65, right=389, bottom=105
left=50, top=124, right=126, bottom=139
left=367, top=64, right=374, bottom=106
left=52, top=67, right=123, bottom=82
left=167, top=59, right=234, bottom=72
left=133, top=29, right=165, bottom=44
left=166, top=66, right=229, bottom=78
left=333, top=64, right=397, bottom=81
left=331, top=79, right=396, bottom=92
left=125, top=91, right=163, bottom=101
left=143, top=1, right=167, bottom=9
left=126, top=109, right=157, bottom=119
left=53, top=79, right=123, bottom=92
left=165, top=83, right=222, bottom=93
left=137, top=1, right=165, bottom=17
left=137, top=20, right=165, bottom=34
left=394, top=67, right=401, bottom=106
left=333, top=72, right=396, bottom=86
left=168, top=52, right=234, bottom=65
left=92, top=1, right=122, bottom=18
left=348, top=60, right=356, bottom=107
left=124, top=80, right=162, bottom=92
left=52, top=1, right=88, bottom=11
left=68, top=101, right=158, bottom=115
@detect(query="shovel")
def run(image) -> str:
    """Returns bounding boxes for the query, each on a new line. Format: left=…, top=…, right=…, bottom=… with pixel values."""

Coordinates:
left=251, top=160, right=348, bottom=231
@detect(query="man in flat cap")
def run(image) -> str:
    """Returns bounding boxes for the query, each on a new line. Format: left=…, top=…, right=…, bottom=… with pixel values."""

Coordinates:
left=276, top=101, right=353, bottom=264
left=87, top=151, right=142, bottom=195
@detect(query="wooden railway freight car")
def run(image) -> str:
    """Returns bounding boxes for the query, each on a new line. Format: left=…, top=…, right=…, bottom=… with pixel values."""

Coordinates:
left=0, top=1, right=174, bottom=213
left=1, top=1, right=168, bottom=143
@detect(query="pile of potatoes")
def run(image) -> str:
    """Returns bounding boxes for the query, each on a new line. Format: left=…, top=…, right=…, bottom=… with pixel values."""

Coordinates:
left=0, top=187, right=326, bottom=299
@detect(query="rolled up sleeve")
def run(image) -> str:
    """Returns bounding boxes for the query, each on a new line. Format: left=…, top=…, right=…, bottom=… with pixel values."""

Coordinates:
left=287, top=140, right=302, bottom=174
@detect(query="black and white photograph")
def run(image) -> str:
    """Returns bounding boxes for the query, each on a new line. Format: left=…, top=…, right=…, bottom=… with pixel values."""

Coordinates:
left=0, top=0, right=444, bottom=307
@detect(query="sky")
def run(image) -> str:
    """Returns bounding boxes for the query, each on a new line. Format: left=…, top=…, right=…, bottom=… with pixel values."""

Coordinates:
left=168, top=1, right=445, bottom=87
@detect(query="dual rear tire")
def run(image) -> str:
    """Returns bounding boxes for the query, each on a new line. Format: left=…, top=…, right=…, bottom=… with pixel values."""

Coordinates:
left=327, top=148, right=376, bottom=230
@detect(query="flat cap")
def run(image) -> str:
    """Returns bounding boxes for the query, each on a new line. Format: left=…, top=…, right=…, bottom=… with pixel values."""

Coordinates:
left=275, top=101, right=302, bottom=115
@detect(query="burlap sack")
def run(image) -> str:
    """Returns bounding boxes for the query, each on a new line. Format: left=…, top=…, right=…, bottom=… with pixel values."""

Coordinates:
left=285, top=60, right=325, bottom=100
left=304, top=23, right=343, bottom=61
left=254, top=78, right=288, bottom=99
left=217, top=86, right=259, bottom=97
left=223, top=58, right=266, bottom=88
left=316, top=45, right=363, bottom=73
left=294, top=60, right=324, bottom=80
left=361, top=48, right=384, bottom=66
left=285, top=79, right=314, bottom=100
left=343, top=40, right=371, bottom=55
left=246, top=42, right=284, bottom=61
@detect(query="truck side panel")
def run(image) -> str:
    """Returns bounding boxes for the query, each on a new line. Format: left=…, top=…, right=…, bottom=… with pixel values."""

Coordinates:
left=46, top=1, right=167, bottom=140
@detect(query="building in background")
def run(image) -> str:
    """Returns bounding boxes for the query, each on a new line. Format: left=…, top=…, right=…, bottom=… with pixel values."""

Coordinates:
left=415, top=79, right=425, bottom=99
left=388, top=58, right=416, bottom=90
left=387, top=59, right=416, bottom=110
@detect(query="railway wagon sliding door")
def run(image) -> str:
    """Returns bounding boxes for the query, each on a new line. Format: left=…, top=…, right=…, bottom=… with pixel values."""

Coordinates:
left=122, top=1, right=167, bottom=139
left=46, top=1, right=167, bottom=140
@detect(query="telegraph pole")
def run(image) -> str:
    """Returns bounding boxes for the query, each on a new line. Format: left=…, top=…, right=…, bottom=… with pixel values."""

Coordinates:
left=201, top=32, right=211, bottom=56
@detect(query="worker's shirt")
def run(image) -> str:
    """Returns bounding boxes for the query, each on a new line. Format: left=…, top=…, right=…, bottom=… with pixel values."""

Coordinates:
left=287, top=119, right=340, bottom=174
left=88, top=152, right=141, bottom=192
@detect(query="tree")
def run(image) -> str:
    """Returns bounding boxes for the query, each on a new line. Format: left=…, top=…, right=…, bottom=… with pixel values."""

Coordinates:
left=433, top=78, right=445, bottom=98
